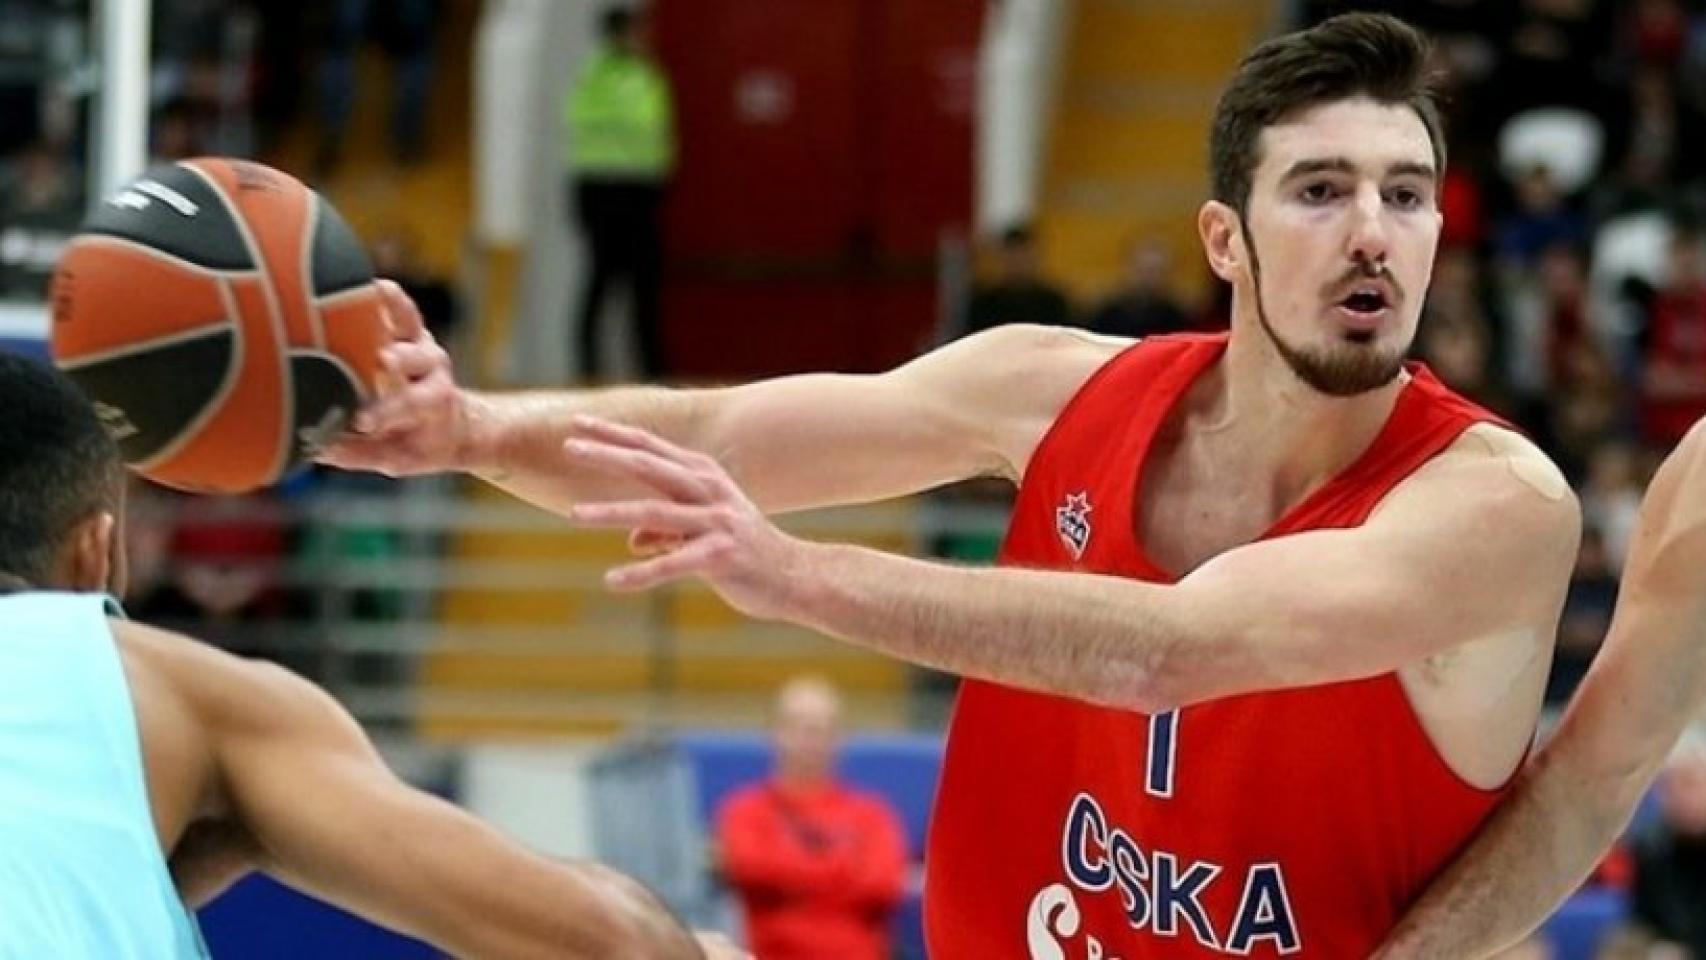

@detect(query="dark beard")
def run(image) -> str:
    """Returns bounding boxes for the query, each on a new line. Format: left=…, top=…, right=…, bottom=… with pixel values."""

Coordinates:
left=1245, top=223, right=1406, bottom=397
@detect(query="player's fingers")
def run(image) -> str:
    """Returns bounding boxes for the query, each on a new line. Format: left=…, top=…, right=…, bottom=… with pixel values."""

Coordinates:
left=353, top=368, right=454, bottom=434
left=570, top=500, right=716, bottom=534
left=564, top=438, right=708, bottom=502
left=376, top=278, right=426, bottom=340
left=604, top=535, right=725, bottom=592
left=314, top=433, right=408, bottom=475
left=380, top=339, right=450, bottom=384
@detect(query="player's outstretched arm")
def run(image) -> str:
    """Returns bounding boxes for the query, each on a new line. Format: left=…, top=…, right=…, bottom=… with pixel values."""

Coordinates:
left=318, top=281, right=1118, bottom=515
left=1374, top=424, right=1706, bottom=959
left=122, top=621, right=706, bottom=960
left=563, top=421, right=1578, bottom=712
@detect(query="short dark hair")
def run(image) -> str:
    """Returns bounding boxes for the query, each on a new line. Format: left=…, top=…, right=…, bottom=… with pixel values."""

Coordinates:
left=601, top=6, right=636, bottom=41
left=1209, top=12, right=1444, bottom=219
left=998, top=223, right=1036, bottom=249
left=0, top=352, right=124, bottom=583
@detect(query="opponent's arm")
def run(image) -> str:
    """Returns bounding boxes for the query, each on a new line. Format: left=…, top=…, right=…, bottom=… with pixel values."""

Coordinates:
left=126, top=623, right=704, bottom=960
left=320, top=282, right=1111, bottom=514
left=567, top=422, right=1578, bottom=712
left=1375, top=425, right=1706, bottom=959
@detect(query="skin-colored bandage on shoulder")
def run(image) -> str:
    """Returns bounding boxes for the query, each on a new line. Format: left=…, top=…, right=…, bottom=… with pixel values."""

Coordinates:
left=1504, top=453, right=1567, bottom=502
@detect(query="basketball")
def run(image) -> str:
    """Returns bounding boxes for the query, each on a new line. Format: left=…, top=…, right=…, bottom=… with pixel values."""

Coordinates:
left=48, top=158, right=389, bottom=494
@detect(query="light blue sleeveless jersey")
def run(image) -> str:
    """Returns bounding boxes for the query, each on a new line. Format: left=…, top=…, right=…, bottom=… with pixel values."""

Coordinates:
left=0, top=592, right=209, bottom=959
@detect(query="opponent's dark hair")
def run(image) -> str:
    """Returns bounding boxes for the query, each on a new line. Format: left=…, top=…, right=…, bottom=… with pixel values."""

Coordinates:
left=0, top=352, right=124, bottom=583
left=1209, top=12, right=1444, bottom=218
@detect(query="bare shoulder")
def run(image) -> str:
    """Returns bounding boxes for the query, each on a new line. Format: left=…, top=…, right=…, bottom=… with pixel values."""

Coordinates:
left=946, top=323, right=1131, bottom=389
left=910, top=325, right=1133, bottom=477
left=1390, top=422, right=1579, bottom=547
left=111, top=619, right=338, bottom=737
left=1659, top=417, right=1706, bottom=482
left=1453, top=422, right=1571, bottom=500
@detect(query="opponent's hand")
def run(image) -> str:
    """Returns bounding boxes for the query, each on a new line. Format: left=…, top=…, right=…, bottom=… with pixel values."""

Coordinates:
left=317, top=279, right=477, bottom=477
left=564, top=416, right=810, bottom=622
left=693, top=931, right=752, bottom=960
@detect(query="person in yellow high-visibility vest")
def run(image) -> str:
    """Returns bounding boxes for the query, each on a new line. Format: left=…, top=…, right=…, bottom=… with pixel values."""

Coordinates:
left=565, top=4, right=675, bottom=381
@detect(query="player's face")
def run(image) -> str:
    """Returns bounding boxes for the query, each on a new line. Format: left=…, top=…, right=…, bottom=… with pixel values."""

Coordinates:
left=1231, top=97, right=1441, bottom=396
left=774, top=690, right=840, bottom=781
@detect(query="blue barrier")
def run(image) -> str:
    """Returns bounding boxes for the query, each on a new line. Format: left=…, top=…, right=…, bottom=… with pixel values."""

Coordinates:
left=0, top=337, right=47, bottom=359
left=1542, top=888, right=1630, bottom=960
left=199, top=875, right=437, bottom=959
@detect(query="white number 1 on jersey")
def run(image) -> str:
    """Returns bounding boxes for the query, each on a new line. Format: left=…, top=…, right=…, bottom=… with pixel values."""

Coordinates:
left=1146, top=709, right=1178, bottom=798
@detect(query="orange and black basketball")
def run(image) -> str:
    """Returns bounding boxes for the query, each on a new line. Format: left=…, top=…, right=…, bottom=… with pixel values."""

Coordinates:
left=48, top=158, right=388, bottom=494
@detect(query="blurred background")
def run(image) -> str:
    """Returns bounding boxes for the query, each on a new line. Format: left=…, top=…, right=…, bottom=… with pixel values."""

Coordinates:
left=4, top=0, right=1705, bottom=957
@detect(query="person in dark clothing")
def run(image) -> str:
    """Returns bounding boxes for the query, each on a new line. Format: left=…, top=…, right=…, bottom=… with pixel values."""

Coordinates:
left=566, top=5, right=675, bottom=380
left=961, top=224, right=1072, bottom=335
left=1083, top=238, right=1192, bottom=339
left=1544, top=525, right=1617, bottom=706
left=1628, top=734, right=1706, bottom=956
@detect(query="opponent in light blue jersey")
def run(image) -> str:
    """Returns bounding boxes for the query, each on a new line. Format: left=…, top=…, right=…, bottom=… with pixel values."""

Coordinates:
left=0, top=592, right=206, bottom=959
left=0, top=324, right=727, bottom=958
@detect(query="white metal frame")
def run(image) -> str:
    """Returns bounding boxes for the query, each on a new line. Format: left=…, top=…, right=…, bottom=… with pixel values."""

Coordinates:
left=93, top=0, right=151, bottom=198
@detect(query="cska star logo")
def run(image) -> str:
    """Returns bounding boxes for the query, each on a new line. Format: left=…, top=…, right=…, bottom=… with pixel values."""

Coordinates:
left=1056, top=491, right=1093, bottom=560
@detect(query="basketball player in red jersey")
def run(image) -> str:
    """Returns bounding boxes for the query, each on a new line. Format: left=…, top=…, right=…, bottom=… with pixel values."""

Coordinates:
left=325, top=13, right=1579, bottom=957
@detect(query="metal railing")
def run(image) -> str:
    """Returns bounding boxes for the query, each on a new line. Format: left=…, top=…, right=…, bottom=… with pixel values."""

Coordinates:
left=130, top=475, right=1012, bottom=733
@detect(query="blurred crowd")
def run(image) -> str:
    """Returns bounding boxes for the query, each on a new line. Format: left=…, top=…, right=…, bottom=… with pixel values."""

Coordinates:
left=0, top=0, right=446, bottom=299
left=0, top=1, right=460, bottom=719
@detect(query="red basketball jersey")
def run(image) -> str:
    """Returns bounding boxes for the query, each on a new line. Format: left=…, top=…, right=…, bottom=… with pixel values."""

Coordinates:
left=924, top=334, right=1522, bottom=958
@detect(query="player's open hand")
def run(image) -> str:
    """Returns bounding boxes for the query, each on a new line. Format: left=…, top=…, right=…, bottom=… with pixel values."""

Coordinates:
left=317, top=279, right=477, bottom=477
left=564, top=416, right=809, bottom=622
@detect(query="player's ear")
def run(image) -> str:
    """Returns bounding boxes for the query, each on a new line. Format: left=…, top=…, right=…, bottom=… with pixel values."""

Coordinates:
left=1199, top=201, right=1245, bottom=283
left=61, top=510, right=117, bottom=595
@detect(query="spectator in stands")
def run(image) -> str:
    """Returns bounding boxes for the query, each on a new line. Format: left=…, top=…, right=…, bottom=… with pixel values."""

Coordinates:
left=119, top=482, right=177, bottom=613
left=961, top=223, right=1073, bottom=335
left=1490, top=0, right=1613, bottom=118
left=1501, top=241, right=1593, bottom=420
left=0, top=140, right=80, bottom=297
left=149, top=99, right=206, bottom=162
left=1625, top=731, right=1706, bottom=957
left=1418, top=248, right=1517, bottom=418
left=1545, top=524, right=1617, bottom=707
left=318, top=0, right=440, bottom=172
left=1638, top=225, right=1706, bottom=447
left=1417, top=313, right=1516, bottom=423
left=1547, top=338, right=1628, bottom=481
left=1602, top=64, right=1704, bottom=205
left=1496, top=165, right=1591, bottom=269
left=1082, top=237, right=1191, bottom=339
left=566, top=3, right=675, bottom=381
left=129, top=495, right=304, bottom=674
left=715, top=677, right=907, bottom=960
left=1623, top=0, right=1690, bottom=72
left=1581, top=439, right=1646, bottom=573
